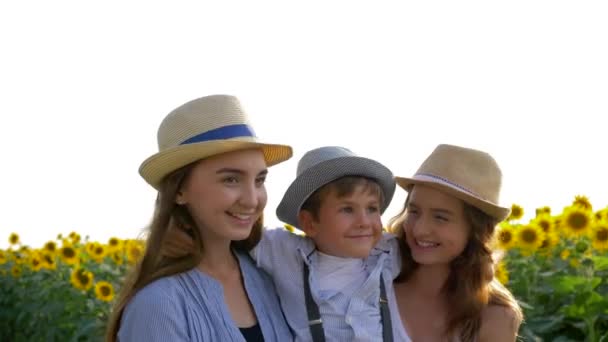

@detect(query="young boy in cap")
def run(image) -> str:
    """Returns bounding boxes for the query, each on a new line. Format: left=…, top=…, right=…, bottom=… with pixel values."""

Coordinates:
left=250, top=146, right=402, bottom=342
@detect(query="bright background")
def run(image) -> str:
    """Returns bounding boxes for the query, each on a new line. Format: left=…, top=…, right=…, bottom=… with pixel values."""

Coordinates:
left=1, top=1, right=606, bottom=248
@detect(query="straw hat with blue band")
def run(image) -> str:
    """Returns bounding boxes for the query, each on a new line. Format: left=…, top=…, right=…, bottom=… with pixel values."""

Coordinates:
left=139, top=94, right=293, bottom=189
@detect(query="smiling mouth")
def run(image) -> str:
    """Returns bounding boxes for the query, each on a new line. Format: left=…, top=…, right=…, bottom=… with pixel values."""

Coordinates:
left=415, top=239, right=440, bottom=248
left=226, top=211, right=256, bottom=222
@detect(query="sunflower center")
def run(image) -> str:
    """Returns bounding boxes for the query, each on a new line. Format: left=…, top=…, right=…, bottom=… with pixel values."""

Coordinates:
left=597, top=229, right=608, bottom=242
left=100, top=285, right=111, bottom=296
left=568, top=213, right=588, bottom=230
left=499, top=231, right=512, bottom=243
left=77, top=271, right=90, bottom=285
left=539, top=221, right=550, bottom=232
left=521, top=229, right=537, bottom=243
left=63, top=248, right=76, bottom=258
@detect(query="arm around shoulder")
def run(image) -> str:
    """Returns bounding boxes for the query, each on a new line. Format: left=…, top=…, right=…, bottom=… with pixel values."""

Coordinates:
left=118, top=285, right=189, bottom=342
left=478, top=305, right=521, bottom=342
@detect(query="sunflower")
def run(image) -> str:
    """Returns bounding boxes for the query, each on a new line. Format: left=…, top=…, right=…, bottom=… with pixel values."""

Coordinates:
left=573, top=195, right=592, bottom=211
left=494, top=261, right=509, bottom=285
left=495, top=224, right=516, bottom=250
left=514, top=224, right=545, bottom=252
left=90, top=244, right=107, bottom=262
left=535, top=206, right=552, bottom=216
left=9, top=232, right=20, bottom=245
left=94, top=281, right=115, bottom=302
left=507, top=204, right=524, bottom=221
left=29, top=254, right=43, bottom=272
left=126, top=242, right=144, bottom=264
left=560, top=249, right=571, bottom=260
left=11, top=265, right=22, bottom=277
left=591, top=224, right=608, bottom=251
left=111, top=252, right=124, bottom=265
left=59, top=246, right=79, bottom=265
left=108, top=237, right=122, bottom=252
left=0, top=250, right=7, bottom=265
left=41, top=253, right=57, bottom=270
left=70, top=268, right=94, bottom=291
left=43, top=241, right=57, bottom=254
left=70, top=233, right=81, bottom=244
left=562, top=207, right=592, bottom=237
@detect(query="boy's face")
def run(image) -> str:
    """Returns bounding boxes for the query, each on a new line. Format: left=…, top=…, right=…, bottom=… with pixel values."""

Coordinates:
left=299, top=185, right=383, bottom=258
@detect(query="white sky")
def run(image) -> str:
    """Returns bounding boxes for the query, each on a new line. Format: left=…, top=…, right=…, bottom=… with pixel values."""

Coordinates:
left=1, top=1, right=607, bottom=249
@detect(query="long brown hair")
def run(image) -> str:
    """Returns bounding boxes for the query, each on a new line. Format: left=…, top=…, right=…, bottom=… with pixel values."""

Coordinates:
left=389, top=193, right=523, bottom=341
left=105, top=161, right=263, bottom=342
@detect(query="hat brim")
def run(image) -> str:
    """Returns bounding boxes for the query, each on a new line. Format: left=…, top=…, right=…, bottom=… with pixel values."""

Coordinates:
left=395, top=176, right=510, bottom=221
left=139, top=137, right=292, bottom=189
left=276, top=156, right=396, bottom=228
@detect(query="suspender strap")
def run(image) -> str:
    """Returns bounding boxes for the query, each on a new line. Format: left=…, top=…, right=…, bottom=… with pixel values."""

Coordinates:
left=303, top=261, right=394, bottom=342
left=379, top=275, right=393, bottom=342
left=303, top=262, right=326, bottom=342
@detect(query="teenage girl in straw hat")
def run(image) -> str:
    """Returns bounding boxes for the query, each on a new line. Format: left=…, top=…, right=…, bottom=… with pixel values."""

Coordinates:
left=388, top=144, right=523, bottom=342
left=106, top=95, right=294, bottom=342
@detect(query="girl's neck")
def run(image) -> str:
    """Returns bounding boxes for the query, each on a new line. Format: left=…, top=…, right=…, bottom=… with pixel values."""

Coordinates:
left=409, top=263, right=451, bottom=297
left=197, top=238, right=239, bottom=279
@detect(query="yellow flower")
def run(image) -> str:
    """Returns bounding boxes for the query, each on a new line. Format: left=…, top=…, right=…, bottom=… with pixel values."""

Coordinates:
left=41, top=253, right=57, bottom=270
left=9, top=232, right=20, bottom=245
left=495, top=224, right=516, bottom=250
left=560, top=249, right=570, bottom=260
left=70, top=233, right=81, bottom=244
left=90, top=243, right=107, bottom=262
left=535, top=206, right=551, bottom=216
left=11, top=265, right=22, bottom=277
left=284, top=224, right=295, bottom=233
left=591, top=224, right=608, bottom=251
left=494, top=261, right=509, bottom=285
left=70, top=268, right=94, bottom=291
left=126, top=241, right=144, bottom=264
left=507, top=204, right=524, bottom=221
left=0, top=250, right=7, bottom=265
left=531, top=214, right=553, bottom=233
left=29, top=254, right=43, bottom=272
left=573, top=195, right=592, bottom=211
left=562, top=207, right=592, bottom=237
left=111, top=252, right=124, bottom=265
left=94, top=281, right=115, bottom=302
left=59, top=246, right=79, bottom=265
left=108, top=237, right=122, bottom=252
left=514, top=224, right=545, bottom=252
left=43, top=241, right=57, bottom=254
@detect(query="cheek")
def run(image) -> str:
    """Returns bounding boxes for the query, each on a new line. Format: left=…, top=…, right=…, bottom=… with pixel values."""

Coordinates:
left=258, top=187, right=268, bottom=208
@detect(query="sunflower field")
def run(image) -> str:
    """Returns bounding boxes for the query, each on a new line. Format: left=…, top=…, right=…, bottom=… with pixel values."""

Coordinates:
left=1, top=196, right=607, bottom=341
left=494, top=196, right=608, bottom=341
left=0, top=232, right=144, bottom=341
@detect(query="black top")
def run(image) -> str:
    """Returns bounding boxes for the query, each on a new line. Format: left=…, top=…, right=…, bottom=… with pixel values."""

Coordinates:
left=239, top=323, right=264, bottom=342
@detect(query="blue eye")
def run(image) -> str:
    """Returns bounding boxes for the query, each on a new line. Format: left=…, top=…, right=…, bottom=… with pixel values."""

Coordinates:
left=341, top=207, right=354, bottom=213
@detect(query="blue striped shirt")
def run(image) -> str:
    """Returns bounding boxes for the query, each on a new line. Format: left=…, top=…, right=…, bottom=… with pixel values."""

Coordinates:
left=118, top=250, right=293, bottom=342
left=251, top=229, right=403, bottom=342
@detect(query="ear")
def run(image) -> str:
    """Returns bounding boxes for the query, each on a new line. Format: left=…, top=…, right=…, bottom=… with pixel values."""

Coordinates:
left=297, top=210, right=318, bottom=237
left=175, top=191, right=187, bottom=205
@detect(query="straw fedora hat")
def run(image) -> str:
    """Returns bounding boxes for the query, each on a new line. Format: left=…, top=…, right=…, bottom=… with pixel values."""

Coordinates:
left=139, top=94, right=293, bottom=189
left=276, top=146, right=396, bottom=228
left=395, top=144, right=510, bottom=221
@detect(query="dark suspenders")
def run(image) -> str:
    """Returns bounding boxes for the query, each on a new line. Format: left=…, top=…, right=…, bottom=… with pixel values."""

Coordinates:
left=302, top=261, right=394, bottom=342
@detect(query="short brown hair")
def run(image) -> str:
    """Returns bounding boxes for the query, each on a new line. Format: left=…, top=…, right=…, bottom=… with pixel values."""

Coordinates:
left=300, top=176, right=385, bottom=221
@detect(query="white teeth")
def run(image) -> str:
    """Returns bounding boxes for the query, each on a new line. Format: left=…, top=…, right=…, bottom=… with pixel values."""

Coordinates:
left=230, top=213, right=253, bottom=220
left=416, top=240, right=439, bottom=247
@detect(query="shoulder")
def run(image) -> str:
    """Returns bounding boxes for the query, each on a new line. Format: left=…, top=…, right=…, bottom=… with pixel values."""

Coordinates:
left=124, top=274, right=188, bottom=315
left=478, top=304, right=521, bottom=342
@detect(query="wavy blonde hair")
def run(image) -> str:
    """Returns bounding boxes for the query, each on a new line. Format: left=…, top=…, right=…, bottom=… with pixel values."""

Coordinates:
left=389, top=193, right=523, bottom=341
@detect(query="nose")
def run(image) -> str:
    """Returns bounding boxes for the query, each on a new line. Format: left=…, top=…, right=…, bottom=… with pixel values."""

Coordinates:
left=405, top=214, right=430, bottom=236
left=238, top=180, right=266, bottom=210
left=357, top=210, right=374, bottom=229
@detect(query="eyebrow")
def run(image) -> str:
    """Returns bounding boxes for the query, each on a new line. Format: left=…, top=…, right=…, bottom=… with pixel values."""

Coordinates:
left=408, top=202, right=454, bottom=216
left=216, top=168, right=268, bottom=176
